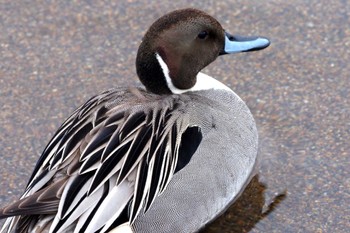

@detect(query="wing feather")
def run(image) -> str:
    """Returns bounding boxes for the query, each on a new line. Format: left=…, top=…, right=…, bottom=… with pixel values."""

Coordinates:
left=0, top=90, right=204, bottom=233
left=81, top=125, right=117, bottom=160
left=59, top=173, right=93, bottom=218
left=117, top=125, right=152, bottom=184
left=129, top=157, right=149, bottom=222
left=51, top=181, right=104, bottom=233
left=84, top=179, right=134, bottom=233
left=88, top=140, right=131, bottom=195
left=0, top=178, right=67, bottom=218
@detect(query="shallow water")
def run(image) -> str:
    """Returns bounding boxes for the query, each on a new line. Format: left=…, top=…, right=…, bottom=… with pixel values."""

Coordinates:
left=0, top=1, right=349, bottom=232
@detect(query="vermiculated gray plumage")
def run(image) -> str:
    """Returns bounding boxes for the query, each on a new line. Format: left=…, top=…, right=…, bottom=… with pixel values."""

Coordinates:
left=132, top=89, right=258, bottom=233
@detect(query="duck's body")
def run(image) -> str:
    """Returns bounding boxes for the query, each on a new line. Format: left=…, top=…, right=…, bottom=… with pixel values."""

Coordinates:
left=132, top=87, right=258, bottom=233
left=0, top=8, right=269, bottom=233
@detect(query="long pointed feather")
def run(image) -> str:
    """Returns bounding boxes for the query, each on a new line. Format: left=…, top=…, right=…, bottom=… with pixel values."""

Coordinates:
left=74, top=180, right=111, bottom=233
left=119, top=112, right=146, bottom=139
left=59, top=174, right=93, bottom=219
left=84, top=180, right=134, bottom=233
left=117, top=125, right=152, bottom=184
left=52, top=184, right=104, bottom=233
left=88, top=141, right=131, bottom=195
left=81, top=125, right=117, bottom=160
left=129, top=160, right=148, bottom=222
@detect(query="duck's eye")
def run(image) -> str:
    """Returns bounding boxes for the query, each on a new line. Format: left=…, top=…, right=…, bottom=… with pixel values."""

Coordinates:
left=197, top=31, right=209, bottom=39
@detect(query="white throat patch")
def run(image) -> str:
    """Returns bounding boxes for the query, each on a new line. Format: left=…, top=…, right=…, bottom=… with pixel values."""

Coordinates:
left=155, top=53, right=233, bottom=94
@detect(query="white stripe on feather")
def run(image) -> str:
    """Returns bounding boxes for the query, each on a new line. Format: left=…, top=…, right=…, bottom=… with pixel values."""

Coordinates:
left=51, top=182, right=103, bottom=233
left=84, top=178, right=134, bottom=233
left=73, top=202, right=97, bottom=233
left=23, top=168, right=57, bottom=197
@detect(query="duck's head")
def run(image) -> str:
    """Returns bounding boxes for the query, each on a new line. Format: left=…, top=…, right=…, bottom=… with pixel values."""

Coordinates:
left=136, top=8, right=270, bottom=95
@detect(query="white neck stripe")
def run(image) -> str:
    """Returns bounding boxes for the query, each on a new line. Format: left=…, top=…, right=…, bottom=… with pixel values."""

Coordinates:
left=155, top=52, right=233, bottom=94
left=155, top=53, right=181, bottom=93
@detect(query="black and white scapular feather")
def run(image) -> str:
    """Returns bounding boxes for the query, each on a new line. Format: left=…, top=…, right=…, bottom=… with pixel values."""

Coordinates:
left=1, top=88, right=202, bottom=232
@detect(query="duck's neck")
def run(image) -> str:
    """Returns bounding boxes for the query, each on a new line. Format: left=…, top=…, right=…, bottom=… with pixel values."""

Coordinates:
left=155, top=53, right=233, bottom=94
left=136, top=48, right=232, bottom=95
left=136, top=50, right=172, bottom=95
left=136, top=40, right=198, bottom=95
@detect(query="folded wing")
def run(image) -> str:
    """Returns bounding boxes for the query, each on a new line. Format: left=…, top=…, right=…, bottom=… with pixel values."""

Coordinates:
left=0, top=89, right=202, bottom=233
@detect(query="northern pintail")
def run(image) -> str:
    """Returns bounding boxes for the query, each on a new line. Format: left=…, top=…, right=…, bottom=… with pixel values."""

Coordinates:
left=0, top=8, right=270, bottom=233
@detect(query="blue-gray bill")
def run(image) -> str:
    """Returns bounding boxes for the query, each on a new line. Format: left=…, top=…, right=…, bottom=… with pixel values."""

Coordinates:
left=220, top=31, right=270, bottom=55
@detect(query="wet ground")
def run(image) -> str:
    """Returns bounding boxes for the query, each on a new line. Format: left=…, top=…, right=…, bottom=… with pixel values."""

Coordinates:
left=0, top=1, right=349, bottom=232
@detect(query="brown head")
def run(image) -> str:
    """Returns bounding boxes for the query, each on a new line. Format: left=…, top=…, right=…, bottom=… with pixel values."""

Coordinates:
left=136, top=8, right=270, bottom=95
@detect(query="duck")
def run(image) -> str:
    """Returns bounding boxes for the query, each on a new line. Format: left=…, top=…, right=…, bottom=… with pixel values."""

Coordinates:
left=0, top=8, right=269, bottom=233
